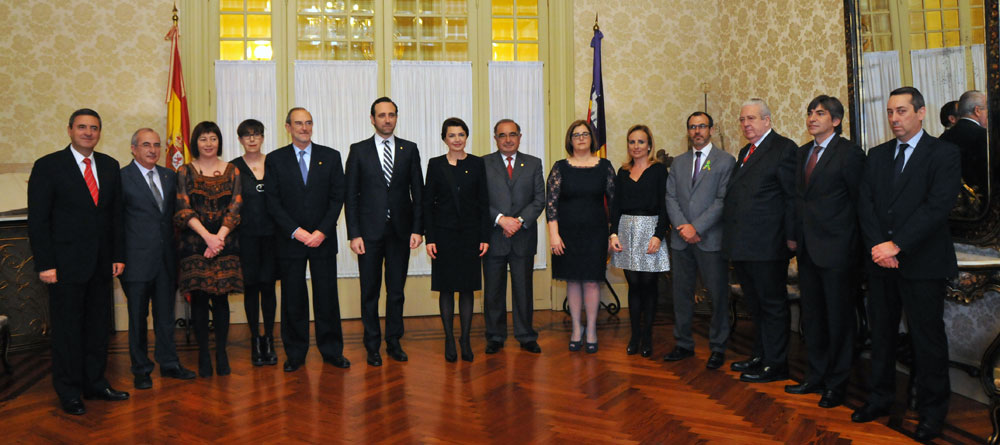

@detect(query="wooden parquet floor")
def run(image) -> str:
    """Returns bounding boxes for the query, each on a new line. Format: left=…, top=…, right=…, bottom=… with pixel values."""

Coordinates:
left=0, top=309, right=992, bottom=444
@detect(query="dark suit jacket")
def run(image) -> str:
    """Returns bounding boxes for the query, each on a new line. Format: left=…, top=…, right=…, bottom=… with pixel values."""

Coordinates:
left=422, top=154, right=490, bottom=245
left=264, top=143, right=345, bottom=259
left=939, top=118, right=988, bottom=190
left=792, top=135, right=865, bottom=269
left=119, top=161, right=176, bottom=282
left=722, top=130, right=797, bottom=261
left=483, top=151, right=545, bottom=257
left=28, top=146, right=124, bottom=284
left=858, top=133, right=961, bottom=279
left=344, top=136, right=423, bottom=241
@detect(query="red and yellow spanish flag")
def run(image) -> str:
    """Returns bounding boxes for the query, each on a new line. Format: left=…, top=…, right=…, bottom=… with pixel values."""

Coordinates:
left=164, top=24, right=191, bottom=170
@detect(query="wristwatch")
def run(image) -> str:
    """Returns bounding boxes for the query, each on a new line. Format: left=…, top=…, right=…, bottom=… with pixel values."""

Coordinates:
left=516, top=216, right=524, bottom=224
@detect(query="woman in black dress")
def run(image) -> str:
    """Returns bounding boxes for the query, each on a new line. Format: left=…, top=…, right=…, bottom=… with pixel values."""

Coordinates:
left=546, top=120, right=616, bottom=353
left=609, top=125, right=670, bottom=357
left=230, top=119, right=279, bottom=367
left=423, top=117, right=490, bottom=362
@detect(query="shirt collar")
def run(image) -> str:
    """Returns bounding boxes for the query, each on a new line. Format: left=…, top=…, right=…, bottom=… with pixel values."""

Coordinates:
left=897, top=129, right=924, bottom=149
left=133, top=160, right=156, bottom=177
left=751, top=129, right=772, bottom=147
left=70, top=145, right=93, bottom=164
left=375, top=134, right=395, bottom=147
left=501, top=151, right=517, bottom=161
left=294, top=143, right=313, bottom=156
left=961, top=116, right=983, bottom=127
left=815, top=133, right=835, bottom=149
left=693, top=142, right=713, bottom=157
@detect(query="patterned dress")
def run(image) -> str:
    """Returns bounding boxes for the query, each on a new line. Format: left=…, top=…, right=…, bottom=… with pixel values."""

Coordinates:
left=174, top=163, right=244, bottom=294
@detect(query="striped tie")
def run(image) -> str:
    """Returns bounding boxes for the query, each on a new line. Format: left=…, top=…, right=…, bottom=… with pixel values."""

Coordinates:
left=382, top=139, right=393, bottom=186
left=83, top=158, right=99, bottom=205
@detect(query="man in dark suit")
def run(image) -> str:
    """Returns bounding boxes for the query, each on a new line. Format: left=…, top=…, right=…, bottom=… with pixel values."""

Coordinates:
left=785, top=96, right=865, bottom=408
left=119, top=128, right=196, bottom=389
left=722, top=98, right=797, bottom=383
left=664, top=112, right=735, bottom=369
left=853, top=87, right=960, bottom=441
left=346, top=97, right=423, bottom=367
left=940, top=90, right=988, bottom=193
left=482, top=119, right=545, bottom=355
left=28, top=108, right=129, bottom=415
left=265, top=107, right=349, bottom=372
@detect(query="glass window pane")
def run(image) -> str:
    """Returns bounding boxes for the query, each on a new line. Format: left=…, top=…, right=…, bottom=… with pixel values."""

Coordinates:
left=327, top=16, right=348, bottom=40
left=352, top=15, right=375, bottom=40
left=247, top=15, right=271, bottom=38
left=910, top=33, right=926, bottom=50
left=395, top=0, right=417, bottom=14
left=395, top=42, right=418, bottom=60
left=221, top=14, right=245, bottom=38
left=972, top=28, right=985, bottom=44
left=298, top=0, right=322, bottom=13
left=493, top=42, right=514, bottom=61
left=395, top=16, right=416, bottom=40
left=353, top=0, right=375, bottom=14
left=493, top=0, right=513, bottom=15
left=493, top=18, right=514, bottom=40
left=444, top=42, right=467, bottom=61
left=351, top=41, right=375, bottom=60
left=445, top=17, right=467, bottom=39
left=971, top=7, right=984, bottom=27
left=247, top=40, right=273, bottom=60
left=927, top=31, right=943, bottom=48
left=877, top=35, right=893, bottom=51
left=247, top=0, right=271, bottom=12
left=516, top=0, right=538, bottom=15
left=517, top=43, right=538, bottom=61
left=298, top=16, right=322, bottom=39
left=874, top=13, right=890, bottom=33
left=925, top=11, right=941, bottom=31
left=971, top=0, right=983, bottom=6
left=873, top=0, right=889, bottom=10
left=908, top=0, right=923, bottom=9
left=220, top=0, right=243, bottom=12
left=422, top=17, right=443, bottom=39
left=942, top=10, right=958, bottom=29
left=422, top=0, right=441, bottom=14
left=517, top=18, right=538, bottom=41
left=420, top=42, right=442, bottom=60
left=941, top=0, right=958, bottom=7
left=442, top=0, right=466, bottom=14
left=909, top=11, right=924, bottom=31
left=924, top=0, right=940, bottom=7
left=328, top=41, right=348, bottom=59
left=220, top=40, right=244, bottom=60
left=943, top=30, right=960, bottom=46
left=297, top=40, right=324, bottom=60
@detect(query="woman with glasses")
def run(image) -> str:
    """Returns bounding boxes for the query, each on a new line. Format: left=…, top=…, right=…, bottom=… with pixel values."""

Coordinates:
left=609, top=125, right=669, bottom=358
left=546, top=120, right=616, bottom=353
left=230, top=119, right=279, bottom=367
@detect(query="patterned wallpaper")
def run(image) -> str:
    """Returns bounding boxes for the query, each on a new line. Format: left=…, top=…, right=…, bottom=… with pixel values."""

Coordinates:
left=0, top=1, right=175, bottom=167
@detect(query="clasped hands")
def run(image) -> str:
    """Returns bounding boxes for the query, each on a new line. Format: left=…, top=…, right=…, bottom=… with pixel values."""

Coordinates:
left=871, top=241, right=900, bottom=269
left=39, top=262, right=124, bottom=284
left=676, top=224, right=701, bottom=244
left=351, top=233, right=423, bottom=255
left=202, top=232, right=227, bottom=258
left=293, top=228, right=327, bottom=249
left=498, top=216, right=522, bottom=238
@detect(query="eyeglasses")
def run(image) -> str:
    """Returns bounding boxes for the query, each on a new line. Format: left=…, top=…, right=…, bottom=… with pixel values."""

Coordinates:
left=241, top=133, right=263, bottom=140
left=687, top=124, right=709, bottom=130
left=571, top=132, right=591, bottom=139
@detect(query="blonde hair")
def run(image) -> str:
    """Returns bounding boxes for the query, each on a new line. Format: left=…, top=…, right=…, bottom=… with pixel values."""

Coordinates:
left=621, top=124, right=658, bottom=171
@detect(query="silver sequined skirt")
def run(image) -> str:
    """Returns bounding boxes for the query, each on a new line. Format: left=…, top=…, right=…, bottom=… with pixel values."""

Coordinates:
left=611, top=214, right=670, bottom=272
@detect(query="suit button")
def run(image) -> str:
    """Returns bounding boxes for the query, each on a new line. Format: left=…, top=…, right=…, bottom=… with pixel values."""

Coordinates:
left=887, top=209, right=893, bottom=215
left=888, top=230, right=893, bottom=236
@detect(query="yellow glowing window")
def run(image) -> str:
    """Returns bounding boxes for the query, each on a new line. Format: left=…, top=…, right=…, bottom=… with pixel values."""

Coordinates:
left=297, top=0, right=376, bottom=60
left=392, top=0, right=468, bottom=61
left=219, top=0, right=272, bottom=61
left=491, top=0, right=539, bottom=61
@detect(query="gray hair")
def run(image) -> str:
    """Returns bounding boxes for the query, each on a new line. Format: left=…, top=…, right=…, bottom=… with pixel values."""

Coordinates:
left=742, top=98, right=772, bottom=119
left=957, top=90, right=986, bottom=117
left=130, top=128, right=157, bottom=146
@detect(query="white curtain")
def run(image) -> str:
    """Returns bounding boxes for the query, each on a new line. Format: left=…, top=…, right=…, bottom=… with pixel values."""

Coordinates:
left=488, top=61, right=547, bottom=269
left=214, top=61, right=278, bottom=161
left=861, top=51, right=902, bottom=150
left=911, top=46, right=967, bottom=137
left=294, top=60, right=378, bottom=277
left=391, top=61, right=474, bottom=276
left=972, top=44, right=985, bottom=91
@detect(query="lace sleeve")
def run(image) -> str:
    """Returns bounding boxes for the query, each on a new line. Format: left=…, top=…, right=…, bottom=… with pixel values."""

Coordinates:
left=545, top=160, right=563, bottom=221
left=604, top=160, right=616, bottom=205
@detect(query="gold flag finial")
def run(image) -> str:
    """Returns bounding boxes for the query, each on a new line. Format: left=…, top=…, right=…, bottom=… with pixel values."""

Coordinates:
left=172, top=3, right=178, bottom=24
left=593, top=13, right=600, bottom=31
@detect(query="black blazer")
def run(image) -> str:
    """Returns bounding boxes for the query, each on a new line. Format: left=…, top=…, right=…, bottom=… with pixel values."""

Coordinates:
left=422, top=154, right=490, bottom=245
left=28, top=146, right=124, bottom=283
left=722, top=130, right=797, bottom=261
left=791, top=135, right=865, bottom=269
left=939, top=118, right=988, bottom=189
left=858, top=133, right=961, bottom=279
left=264, top=143, right=345, bottom=259
left=119, top=161, right=176, bottom=282
left=344, top=136, right=423, bottom=241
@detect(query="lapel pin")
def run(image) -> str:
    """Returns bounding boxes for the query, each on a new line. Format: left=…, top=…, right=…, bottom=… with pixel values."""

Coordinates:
left=520, top=163, right=524, bottom=167
left=318, top=161, right=323, bottom=165
left=465, top=170, right=469, bottom=174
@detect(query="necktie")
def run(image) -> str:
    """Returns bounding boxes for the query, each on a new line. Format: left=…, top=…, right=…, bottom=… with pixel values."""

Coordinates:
left=892, top=143, right=908, bottom=185
left=804, top=144, right=820, bottom=185
left=83, top=158, right=99, bottom=205
left=147, top=170, right=164, bottom=211
left=691, top=151, right=703, bottom=185
left=742, top=144, right=757, bottom=164
left=382, top=139, right=393, bottom=186
left=506, top=156, right=514, bottom=179
left=298, top=150, right=308, bottom=184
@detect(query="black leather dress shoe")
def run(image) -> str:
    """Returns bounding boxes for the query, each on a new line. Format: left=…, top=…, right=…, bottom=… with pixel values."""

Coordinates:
left=84, top=387, right=130, bottom=401
left=520, top=341, right=541, bottom=353
left=625, top=339, right=639, bottom=355
left=851, top=403, right=890, bottom=423
left=730, top=356, right=763, bottom=372
left=485, top=341, right=503, bottom=354
left=134, top=374, right=152, bottom=390
left=739, top=365, right=789, bottom=383
left=60, top=398, right=86, bottom=415
left=818, top=388, right=845, bottom=408
left=784, top=381, right=824, bottom=395
left=663, top=346, right=694, bottom=362
left=914, top=419, right=942, bottom=441
left=387, top=347, right=408, bottom=362
left=283, top=360, right=303, bottom=372
left=367, top=351, right=383, bottom=367
left=705, top=352, right=726, bottom=369
left=325, top=356, right=351, bottom=369
left=161, top=366, right=197, bottom=380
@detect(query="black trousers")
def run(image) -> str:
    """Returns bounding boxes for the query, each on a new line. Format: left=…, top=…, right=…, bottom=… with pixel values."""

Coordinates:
left=796, top=246, right=856, bottom=389
left=865, top=273, right=950, bottom=423
left=482, top=253, right=537, bottom=344
left=279, top=256, right=343, bottom=362
left=358, top=222, right=409, bottom=353
left=48, top=274, right=113, bottom=401
left=121, top=264, right=180, bottom=376
left=732, top=259, right=789, bottom=367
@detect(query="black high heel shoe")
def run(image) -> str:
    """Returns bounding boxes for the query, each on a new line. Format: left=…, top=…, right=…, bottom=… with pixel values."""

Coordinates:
left=568, top=326, right=584, bottom=352
left=460, top=337, right=474, bottom=362
left=444, top=336, right=457, bottom=362
left=639, top=338, right=652, bottom=358
left=626, top=338, right=639, bottom=355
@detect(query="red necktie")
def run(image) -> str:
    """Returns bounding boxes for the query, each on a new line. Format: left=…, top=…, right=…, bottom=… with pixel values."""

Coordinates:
left=742, top=144, right=757, bottom=164
left=804, top=144, right=820, bottom=185
left=506, top=156, right=514, bottom=179
left=83, top=158, right=99, bottom=205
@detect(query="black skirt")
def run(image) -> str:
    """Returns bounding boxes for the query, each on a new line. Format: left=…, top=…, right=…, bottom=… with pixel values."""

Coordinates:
left=239, top=234, right=277, bottom=284
left=430, top=226, right=482, bottom=292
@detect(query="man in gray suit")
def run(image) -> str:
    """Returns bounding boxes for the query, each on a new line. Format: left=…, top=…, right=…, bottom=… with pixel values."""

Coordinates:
left=482, top=119, right=545, bottom=354
left=664, top=112, right=735, bottom=370
left=119, top=128, right=195, bottom=389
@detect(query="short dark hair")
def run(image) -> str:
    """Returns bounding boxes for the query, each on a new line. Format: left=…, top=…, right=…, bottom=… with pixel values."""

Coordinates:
left=285, top=107, right=309, bottom=125
left=807, top=95, right=845, bottom=134
left=940, top=100, right=959, bottom=127
left=189, top=121, right=222, bottom=159
left=890, top=86, right=925, bottom=111
left=686, top=111, right=714, bottom=129
left=68, top=108, right=102, bottom=129
left=493, top=119, right=521, bottom=135
left=237, top=119, right=265, bottom=137
left=441, top=117, right=469, bottom=140
left=563, top=120, right=598, bottom=155
left=370, top=97, right=398, bottom=116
